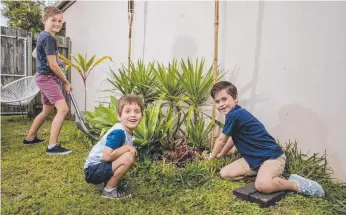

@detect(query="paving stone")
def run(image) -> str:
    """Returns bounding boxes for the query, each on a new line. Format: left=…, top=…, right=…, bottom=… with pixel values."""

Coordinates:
left=244, top=176, right=257, bottom=182
left=233, top=183, right=288, bottom=207
left=249, top=191, right=287, bottom=208
left=232, top=183, right=257, bottom=201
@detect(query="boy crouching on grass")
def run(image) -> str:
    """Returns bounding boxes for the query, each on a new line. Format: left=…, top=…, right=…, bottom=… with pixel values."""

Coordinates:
left=84, top=95, right=143, bottom=199
left=209, top=81, right=325, bottom=198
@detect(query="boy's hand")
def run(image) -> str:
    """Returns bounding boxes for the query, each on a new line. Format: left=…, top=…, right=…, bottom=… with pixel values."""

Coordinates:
left=122, top=145, right=137, bottom=156
left=204, top=152, right=213, bottom=161
left=57, top=58, right=66, bottom=67
left=128, top=146, right=137, bottom=156
left=64, top=81, right=72, bottom=94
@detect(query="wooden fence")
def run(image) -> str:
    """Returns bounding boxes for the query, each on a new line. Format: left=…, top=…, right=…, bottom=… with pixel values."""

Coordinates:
left=1, top=26, right=72, bottom=116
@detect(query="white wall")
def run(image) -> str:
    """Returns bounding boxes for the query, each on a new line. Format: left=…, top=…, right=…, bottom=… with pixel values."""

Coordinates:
left=63, top=1, right=129, bottom=109
left=221, top=1, right=346, bottom=181
left=64, top=1, right=346, bottom=181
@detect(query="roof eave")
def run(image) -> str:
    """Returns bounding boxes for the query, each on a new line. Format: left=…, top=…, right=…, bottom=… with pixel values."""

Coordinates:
left=53, top=1, right=76, bottom=12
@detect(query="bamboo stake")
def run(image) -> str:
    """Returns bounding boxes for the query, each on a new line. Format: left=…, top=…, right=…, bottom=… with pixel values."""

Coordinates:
left=211, top=0, right=220, bottom=150
left=128, top=0, right=134, bottom=73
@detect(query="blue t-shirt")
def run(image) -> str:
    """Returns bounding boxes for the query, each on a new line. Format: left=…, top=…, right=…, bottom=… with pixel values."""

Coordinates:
left=105, top=129, right=126, bottom=149
left=84, top=123, right=134, bottom=168
left=36, top=31, right=58, bottom=75
left=222, top=105, right=283, bottom=169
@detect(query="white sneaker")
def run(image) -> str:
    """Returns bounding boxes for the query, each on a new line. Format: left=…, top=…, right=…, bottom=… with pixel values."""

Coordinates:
left=288, top=174, right=325, bottom=197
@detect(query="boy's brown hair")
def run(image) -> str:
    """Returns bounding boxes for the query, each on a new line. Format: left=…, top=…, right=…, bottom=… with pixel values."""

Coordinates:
left=116, top=94, right=144, bottom=116
left=42, top=6, right=62, bottom=23
left=210, top=81, right=238, bottom=100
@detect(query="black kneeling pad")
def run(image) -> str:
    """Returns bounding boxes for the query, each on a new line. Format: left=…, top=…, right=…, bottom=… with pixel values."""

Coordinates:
left=233, top=183, right=287, bottom=207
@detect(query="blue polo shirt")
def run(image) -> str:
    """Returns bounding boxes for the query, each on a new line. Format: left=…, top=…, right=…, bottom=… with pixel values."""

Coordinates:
left=222, top=105, right=283, bottom=169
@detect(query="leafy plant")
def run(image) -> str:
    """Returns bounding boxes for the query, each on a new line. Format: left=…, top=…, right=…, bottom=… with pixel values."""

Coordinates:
left=153, top=59, right=185, bottom=103
left=59, top=53, right=112, bottom=110
left=108, top=60, right=159, bottom=106
left=133, top=104, right=163, bottom=158
left=88, top=58, right=220, bottom=156
left=153, top=60, right=187, bottom=137
left=84, top=96, right=118, bottom=137
left=159, top=106, right=184, bottom=150
left=163, top=141, right=202, bottom=168
left=1, top=1, right=47, bottom=34
left=178, top=58, right=214, bottom=107
left=107, top=66, right=134, bottom=96
left=176, top=58, right=221, bottom=130
left=186, top=115, right=212, bottom=149
left=129, top=60, right=159, bottom=105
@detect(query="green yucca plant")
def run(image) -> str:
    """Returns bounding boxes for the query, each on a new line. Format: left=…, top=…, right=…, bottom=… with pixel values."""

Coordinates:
left=129, top=60, right=159, bottom=105
left=153, top=59, right=185, bottom=103
left=153, top=59, right=187, bottom=137
left=186, top=115, right=212, bottom=149
left=108, top=60, right=159, bottom=106
left=59, top=53, right=112, bottom=110
left=107, top=64, right=134, bottom=96
left=176, top=58, right=221, bottom=130
left=159, top=106, right=184, bottom=150
left=178, top=58, right=214, bottom=107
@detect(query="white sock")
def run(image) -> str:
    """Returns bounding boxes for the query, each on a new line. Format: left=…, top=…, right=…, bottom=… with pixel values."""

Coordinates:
left=47, top=144, right=57, bottom=149
left=104, top=187, right=117, bottom=192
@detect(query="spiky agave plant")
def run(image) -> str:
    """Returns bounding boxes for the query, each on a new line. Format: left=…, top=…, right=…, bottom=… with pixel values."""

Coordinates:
left=133, top=104, right=163, bottom=158
left=84, top=96, right=119, bottom=138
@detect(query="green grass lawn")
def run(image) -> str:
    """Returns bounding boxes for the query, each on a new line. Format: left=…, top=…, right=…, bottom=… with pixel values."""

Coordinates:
left=1, top=116, right=336, bottom=215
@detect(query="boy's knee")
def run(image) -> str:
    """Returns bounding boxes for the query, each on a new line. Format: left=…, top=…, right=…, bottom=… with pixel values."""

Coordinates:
left=62, top=107, right=69, bottom=115
left=255, top=181, right=273, bottom=193
left=220, top=168, right=241, bottom=180
left=123, top=152, right=135, bottom=165
left=220, top=168, right=229, bottom=179
left=57, top=106, right=69, bottom=116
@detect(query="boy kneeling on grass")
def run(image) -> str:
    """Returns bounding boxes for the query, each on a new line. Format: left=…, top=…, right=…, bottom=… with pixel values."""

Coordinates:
left=209, top=81, right=325, bottom=198
left=84, top=95, right=143, bottom=199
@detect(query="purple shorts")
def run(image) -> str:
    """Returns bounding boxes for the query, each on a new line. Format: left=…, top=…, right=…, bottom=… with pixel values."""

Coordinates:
left=35, top=73, right=65, bottom=105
